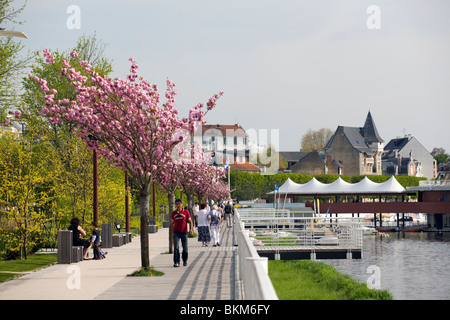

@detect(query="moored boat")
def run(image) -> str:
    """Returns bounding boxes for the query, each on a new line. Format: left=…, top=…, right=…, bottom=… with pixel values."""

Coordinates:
left=376, top=227, right=396, bottom=232
left=401, top=227, right=423, bottom=232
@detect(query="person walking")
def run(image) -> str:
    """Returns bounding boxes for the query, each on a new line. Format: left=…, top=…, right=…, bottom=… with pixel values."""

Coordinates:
left=171, top=198, right=194, bottom=267
left=196, top=203, right=211, bottom=247
left=193, top=202, right=199, bottom=228
left=210, top=205, right=222, bottom=247
left=224, top=201, right=234, bottom=228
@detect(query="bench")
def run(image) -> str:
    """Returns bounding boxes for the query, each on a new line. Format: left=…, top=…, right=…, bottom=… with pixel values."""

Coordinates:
left=101, top=223, right=113, bottom=248
left=72, top=246, right=83, bottom=262
left=149, top=216, right=158, bottom=233
left=112, top=233, right=124, bottom=247
left=112, top=232, right=132, bottom=246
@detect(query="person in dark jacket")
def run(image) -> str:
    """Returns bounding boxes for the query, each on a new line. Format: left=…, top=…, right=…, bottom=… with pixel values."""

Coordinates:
left=90, top=221, right=101, bottom=260
left=68, top=217, right=90, bottom=260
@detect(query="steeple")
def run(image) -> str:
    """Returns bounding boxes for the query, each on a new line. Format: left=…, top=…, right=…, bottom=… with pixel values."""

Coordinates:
left=362, top=111, right=384, bottom=143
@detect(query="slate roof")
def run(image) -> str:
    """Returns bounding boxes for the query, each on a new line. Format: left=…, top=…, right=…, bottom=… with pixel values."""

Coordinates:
left=324, top=111, right=383, bottom=154
left=362, top=111, right=384, bottom=143
left=279, top=151, right=310, bottom=162
left=383, top=137, right=410, bottom=157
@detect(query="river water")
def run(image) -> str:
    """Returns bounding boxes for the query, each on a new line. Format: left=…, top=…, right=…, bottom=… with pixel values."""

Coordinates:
left=321, top=232, right=450, bottom=300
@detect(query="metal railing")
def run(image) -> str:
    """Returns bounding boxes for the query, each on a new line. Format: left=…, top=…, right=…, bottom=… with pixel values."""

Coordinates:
left=234, top=207, right=363, bottom=299
left=237, top=207, right=363, bottom=253
left=235, top=209, right=279, bottom=300
left=419, top=179, right=450, bottom=186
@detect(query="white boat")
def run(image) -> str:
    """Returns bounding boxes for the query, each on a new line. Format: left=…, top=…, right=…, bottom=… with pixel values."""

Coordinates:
left=362, top=226, right=377, bottom=235
left=316, top=236, right=339, bottom=245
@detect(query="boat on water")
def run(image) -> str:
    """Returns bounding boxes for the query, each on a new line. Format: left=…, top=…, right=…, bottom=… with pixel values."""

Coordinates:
left=401, top=227, right=423, bottom=232
left=376, top=227, right=396, bottom=232
left=362, top=226, right=377, bottom=235
left=316, top=236, right=339, bottom=245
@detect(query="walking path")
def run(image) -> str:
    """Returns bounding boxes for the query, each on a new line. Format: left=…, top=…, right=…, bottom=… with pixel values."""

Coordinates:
left=0, top=225, right=242, bottom=300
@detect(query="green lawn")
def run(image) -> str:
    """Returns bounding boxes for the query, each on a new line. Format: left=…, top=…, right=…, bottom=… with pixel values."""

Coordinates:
left=268, top=260, right=392, bottom=300
left=0, top=253, right=57, bottom=283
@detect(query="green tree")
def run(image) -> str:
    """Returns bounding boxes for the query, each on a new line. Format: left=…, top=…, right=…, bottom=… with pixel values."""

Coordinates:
left=431, top=147, right=450, bottom=165
left=21, top=34, right=115, bottom=228
left=301, top=128, right=333, bottom=151
left=0, top=129, right=52, bottom=259
left=0, top=0, right=29, bottom=123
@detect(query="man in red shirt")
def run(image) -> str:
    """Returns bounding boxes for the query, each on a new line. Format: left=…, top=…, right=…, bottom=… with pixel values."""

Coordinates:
left=171, top=198, right=194, bottom=267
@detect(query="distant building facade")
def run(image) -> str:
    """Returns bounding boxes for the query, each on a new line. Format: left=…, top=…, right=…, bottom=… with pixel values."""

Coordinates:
left=382, top=135, right=436, bottom=179
left=324, top=111, right=384, bottom=176
left=279, top=151, right=326, bottom=175
left=201, top=123, right=260, bottom=172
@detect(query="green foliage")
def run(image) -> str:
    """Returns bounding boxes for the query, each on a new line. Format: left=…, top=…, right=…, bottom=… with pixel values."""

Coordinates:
left=128, top=266, right=164, bottom=277
left=433, top=152, right=449, bottom=165
left=0, top=0, right=29, bottom=120
left=0, top=34, right=127, bottom=260
left=0, top=130, right=53, bottom=259
left=0, top=252, right=57, bottom=283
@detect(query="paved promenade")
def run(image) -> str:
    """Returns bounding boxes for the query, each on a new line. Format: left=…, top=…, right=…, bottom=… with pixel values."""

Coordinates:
left=0, top=225, right=242, bottom=300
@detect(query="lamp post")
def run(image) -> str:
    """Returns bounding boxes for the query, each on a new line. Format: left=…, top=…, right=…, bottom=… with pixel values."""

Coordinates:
left=0, top=29, right=28, bottom=38
left=125, top=172, right=129, bottom=232
left=93, top=148, right=98, bottom=225
left=88, top=135, right=99, bottom=225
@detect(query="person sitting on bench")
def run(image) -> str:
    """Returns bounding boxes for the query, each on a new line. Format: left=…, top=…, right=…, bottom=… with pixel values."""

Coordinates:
left=68, top=217, right=90, bottom=260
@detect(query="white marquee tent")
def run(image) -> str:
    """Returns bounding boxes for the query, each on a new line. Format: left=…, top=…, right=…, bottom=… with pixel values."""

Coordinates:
left=272, top=176, right=406, bottom=195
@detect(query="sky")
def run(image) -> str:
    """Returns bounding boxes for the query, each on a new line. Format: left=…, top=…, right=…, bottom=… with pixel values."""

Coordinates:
left=7, top=0, right=450, bottom=153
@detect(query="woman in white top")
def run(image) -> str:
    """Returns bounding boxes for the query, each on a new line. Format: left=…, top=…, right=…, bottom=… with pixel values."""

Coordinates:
left=196, top=203, right=211, bottom=246
left=210, top=205, right=222, bottom=247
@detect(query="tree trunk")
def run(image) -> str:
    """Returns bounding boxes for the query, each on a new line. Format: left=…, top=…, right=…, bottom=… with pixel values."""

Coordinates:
left=139, top=184, right=151, bottom=271
left=167, top=191, right=175, bottom=254
left=187, top=193, right=195, bottom=217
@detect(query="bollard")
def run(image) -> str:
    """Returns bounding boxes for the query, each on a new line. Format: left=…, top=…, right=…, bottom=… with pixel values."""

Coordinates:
left=112, top=234, right=123, bottom=247
left=72, top=246, right=83, bottom=262
left=102, top=223, right=113, bottom=248
left=148, top=225, right=158, bottom=233
left=57, top=230, right=73, bottom=264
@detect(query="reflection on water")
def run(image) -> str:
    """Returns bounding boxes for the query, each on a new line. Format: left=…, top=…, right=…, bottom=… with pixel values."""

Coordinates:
left=322, top=232, right=450, bottom=300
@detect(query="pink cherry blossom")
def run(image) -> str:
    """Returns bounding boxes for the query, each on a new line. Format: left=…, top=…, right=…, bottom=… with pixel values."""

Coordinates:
left=30, top=48, right=223, bottom=271
left=70, top=50, right=79, bottom=58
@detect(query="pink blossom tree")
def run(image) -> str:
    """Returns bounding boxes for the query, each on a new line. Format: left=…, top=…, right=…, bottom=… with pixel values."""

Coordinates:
left=31, top=49, right=222, bottom=271
left=177, top=141, right=225, bottom=215
left=194, top=164, right=225, bottom=205
left=205, top=180, right=232, bottom=204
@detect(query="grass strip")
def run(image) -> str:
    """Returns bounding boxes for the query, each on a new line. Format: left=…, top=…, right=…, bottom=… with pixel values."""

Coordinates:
left=128, top=266, right=164, bottom=277
left=0, top=253, right=58, bottom=283
left=268, top=260, right=392, bottom=300
left=0, top=253, right=57, bottom=272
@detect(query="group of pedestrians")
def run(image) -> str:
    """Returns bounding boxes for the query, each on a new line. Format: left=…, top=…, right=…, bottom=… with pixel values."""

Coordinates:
left=171, top=198, right=234, bottom=267
left=67, top=198, right=234, bottom=268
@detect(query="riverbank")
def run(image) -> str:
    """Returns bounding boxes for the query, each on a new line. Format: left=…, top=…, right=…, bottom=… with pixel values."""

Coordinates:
left=268, top=259, right=392, bottom=300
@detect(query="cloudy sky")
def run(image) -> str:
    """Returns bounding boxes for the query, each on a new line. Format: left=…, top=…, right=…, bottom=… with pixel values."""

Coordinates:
left=9, top=0, right=450, bottom=152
